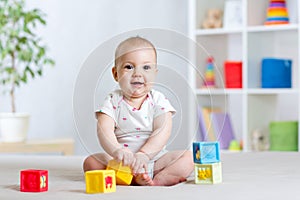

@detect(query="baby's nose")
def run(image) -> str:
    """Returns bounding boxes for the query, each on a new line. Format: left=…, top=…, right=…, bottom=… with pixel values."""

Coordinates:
left=132, top=67, right=143, bottom=77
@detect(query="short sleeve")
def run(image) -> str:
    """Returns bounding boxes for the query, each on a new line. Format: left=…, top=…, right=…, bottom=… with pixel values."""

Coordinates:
left=95, top=93, right=116, bottom=121
left=151, top=90, right=176, bottom=118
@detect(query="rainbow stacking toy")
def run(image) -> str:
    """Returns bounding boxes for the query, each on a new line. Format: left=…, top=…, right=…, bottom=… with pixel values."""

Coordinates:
left=203, top=56, right=216, bottom=88
left=265, top=0, right=289, bottom=25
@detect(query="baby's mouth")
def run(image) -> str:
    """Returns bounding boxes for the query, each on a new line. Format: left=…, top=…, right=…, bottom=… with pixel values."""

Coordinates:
left=131, top=82, right=144, bottom=86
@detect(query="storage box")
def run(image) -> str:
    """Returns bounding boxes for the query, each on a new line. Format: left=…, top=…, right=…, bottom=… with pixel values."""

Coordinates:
left=224, top=61, right=242, bottom=88
left=261, top=58, right=292, bottom=88
left=269, top=121, right=298, bottom=151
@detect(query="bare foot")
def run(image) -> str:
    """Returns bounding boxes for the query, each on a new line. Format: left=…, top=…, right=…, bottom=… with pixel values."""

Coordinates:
left=133, top=173, right=154, bottom=186
left=152, top=174, right=186, bottom=186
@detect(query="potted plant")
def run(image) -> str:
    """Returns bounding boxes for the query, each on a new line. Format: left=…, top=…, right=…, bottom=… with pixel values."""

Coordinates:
left=0, top=0, right=54, bottom=142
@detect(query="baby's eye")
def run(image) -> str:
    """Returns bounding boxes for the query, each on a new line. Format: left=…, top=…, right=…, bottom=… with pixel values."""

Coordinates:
left=124, top=64, right=134, bottom=70
left=143, top=65, right=151, bottom=70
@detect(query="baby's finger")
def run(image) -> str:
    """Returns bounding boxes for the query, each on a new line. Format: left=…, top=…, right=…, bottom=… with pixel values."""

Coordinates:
left=143, top=163, right=148, bottom=174
left=115, top=153, right=123, bottom=162
left=123, top=153, right=133, bottom=166
left=131, top=160, right=139, bottom=174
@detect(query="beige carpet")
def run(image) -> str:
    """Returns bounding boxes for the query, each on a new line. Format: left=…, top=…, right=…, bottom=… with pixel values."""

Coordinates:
left=0, top=152, right=300, bottom=200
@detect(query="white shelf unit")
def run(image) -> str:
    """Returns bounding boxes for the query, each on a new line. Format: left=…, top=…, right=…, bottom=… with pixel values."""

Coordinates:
left=188, top=0, right=300, bottom=152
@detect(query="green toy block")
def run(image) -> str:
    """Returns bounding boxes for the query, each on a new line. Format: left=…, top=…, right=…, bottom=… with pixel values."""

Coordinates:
left=194, top=162, right=222, bottom=184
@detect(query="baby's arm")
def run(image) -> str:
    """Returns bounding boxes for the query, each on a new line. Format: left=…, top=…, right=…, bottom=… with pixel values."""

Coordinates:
left=96, top=112, right=134, bottom=166
left=131, top=112, right=172, bottom=173
left=140, top=112, right=172, bottom=157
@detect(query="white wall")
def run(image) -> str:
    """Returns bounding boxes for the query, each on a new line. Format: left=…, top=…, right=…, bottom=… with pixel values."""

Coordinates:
left=0, top=0, right=192, bottom=155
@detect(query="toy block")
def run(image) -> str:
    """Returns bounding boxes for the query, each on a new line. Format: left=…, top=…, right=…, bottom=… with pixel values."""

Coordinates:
left=85, top=170, right=116, bottom=194
left=106, top=159, right=133, bottom=185
left=194, top=162, right=222, bottom=184
left=20, top=169, right=48, bottom=192
left=193, top=141, right=220, bottom=164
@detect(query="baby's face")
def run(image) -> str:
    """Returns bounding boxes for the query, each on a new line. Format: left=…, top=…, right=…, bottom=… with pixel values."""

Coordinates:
left=113, top=47, right=157, bottom=100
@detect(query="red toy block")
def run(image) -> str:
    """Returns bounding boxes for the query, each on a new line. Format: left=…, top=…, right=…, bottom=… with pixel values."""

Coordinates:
left=20, top=169, right=48, bottom=192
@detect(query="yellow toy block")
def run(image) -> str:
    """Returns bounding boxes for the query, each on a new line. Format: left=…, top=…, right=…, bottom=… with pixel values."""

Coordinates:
left=85, top=170, right=116, bottom=194
left=194, top=162, right=222, bottom=184
left=106, top=159, right=133, bottom=185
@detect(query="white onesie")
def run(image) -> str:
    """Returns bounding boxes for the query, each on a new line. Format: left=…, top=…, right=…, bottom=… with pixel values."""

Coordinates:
left=97, top=89, right=176, bottom=177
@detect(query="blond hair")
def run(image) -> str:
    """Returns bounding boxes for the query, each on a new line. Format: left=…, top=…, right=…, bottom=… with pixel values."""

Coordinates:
left=114, top=36, right=157, bottom=66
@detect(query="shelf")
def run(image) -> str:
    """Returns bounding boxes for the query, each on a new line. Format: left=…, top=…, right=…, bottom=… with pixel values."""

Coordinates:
left=195, top=89, right=244, bottom=95
left=247, top=89, right=299, bottom=95
left=195, top=28, right=243, bottom=36
left=0, top=138, right=74, bottom=155
left=247, top=24, right=299, bottom=33
left=196, top=88, right=299, bottom=95
left=189, top=0, right=300, bottom=152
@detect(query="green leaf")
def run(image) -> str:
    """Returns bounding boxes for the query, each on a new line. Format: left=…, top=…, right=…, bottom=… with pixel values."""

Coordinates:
left=0, top=0, right=55, bottom=112
left=25, top=66, right=34, bottom=78
left=37, top=69, right=43, bottom=76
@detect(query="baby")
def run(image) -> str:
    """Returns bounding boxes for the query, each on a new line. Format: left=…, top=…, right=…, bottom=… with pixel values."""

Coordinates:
left=83, top=36, right=193, bottom=186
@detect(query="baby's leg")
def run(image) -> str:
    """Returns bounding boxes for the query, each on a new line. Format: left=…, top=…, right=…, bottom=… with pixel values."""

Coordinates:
left=83, top=153, right=112, bottom=172
left=152, top=150, right=193, bottom=186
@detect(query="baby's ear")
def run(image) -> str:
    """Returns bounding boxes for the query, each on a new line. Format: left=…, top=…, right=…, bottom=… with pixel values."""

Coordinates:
left=112, top=66, right=118, bottom=81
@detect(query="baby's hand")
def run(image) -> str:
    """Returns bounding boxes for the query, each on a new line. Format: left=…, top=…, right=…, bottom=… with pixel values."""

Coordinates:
left=131, top=152, right=150, bottom=175
left=112, top=148, right=134, bottom=166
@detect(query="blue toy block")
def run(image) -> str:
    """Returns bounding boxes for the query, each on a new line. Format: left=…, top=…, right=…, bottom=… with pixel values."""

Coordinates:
left=193, top=141, right=220, bottom=164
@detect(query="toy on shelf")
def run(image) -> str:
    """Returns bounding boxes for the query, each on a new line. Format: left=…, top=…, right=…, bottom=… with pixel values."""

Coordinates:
left=224, top=60, right=242, bottom=88
left=251, top=129, right=269, bottom=151
left=85, top=170, right=116, bottom=194
left=193, top=141, right=222, bottom=184
left=228, top=140, right=241, bottom=151
left=20, top=169, right=48, bottom=192
left=106, top=159, right=133, bottom=185
left=202, top=56, right=216, bottom=88
left=265, top=0, right=289, bottom=25
left=201, top=9, right=223, bottom=29
left=269, top=121, right=298, bottom=151
left=261, top=58, right=292, bottom=88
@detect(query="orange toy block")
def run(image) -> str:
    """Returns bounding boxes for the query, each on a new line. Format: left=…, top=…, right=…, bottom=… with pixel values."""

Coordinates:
left=106, top=159, right=133, bottom=185
left=85, top=170, right=116, bottom=194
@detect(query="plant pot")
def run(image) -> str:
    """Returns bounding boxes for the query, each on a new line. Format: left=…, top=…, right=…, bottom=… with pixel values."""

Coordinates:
left=0, top=113, right=30, bottom=142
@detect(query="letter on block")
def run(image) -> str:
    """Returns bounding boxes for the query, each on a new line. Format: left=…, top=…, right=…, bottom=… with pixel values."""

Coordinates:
left=85, top=170, right=116, bottom=194
left=20, top=169, right=48, bottom=192
left=193, top=141, right=220, bottom=164
left=194, top=162, right=222, bottom=184
left=106, top=159, right=133, bottom=185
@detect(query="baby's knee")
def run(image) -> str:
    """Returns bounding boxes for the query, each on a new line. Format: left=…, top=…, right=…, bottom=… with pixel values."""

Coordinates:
left=182, top=151, right=193, bottom=165
left=83, top=155, right=94, bottom=172
left=83, top=155, right=102, bottom=172
left=83, top=154, right=109, bottom=172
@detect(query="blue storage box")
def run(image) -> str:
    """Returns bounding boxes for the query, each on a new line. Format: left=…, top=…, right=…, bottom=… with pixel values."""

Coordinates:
left=261, top=58, right=292, bottom=88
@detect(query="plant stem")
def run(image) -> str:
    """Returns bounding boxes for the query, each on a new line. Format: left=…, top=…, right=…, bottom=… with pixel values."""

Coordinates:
left=11, top=52, right=16, bottom=113
left=10, top=84, right=16, bottom=113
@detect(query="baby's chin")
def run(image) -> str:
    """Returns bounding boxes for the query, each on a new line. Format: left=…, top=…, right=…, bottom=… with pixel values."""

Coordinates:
left=126, top=88, right=151, bottom=99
